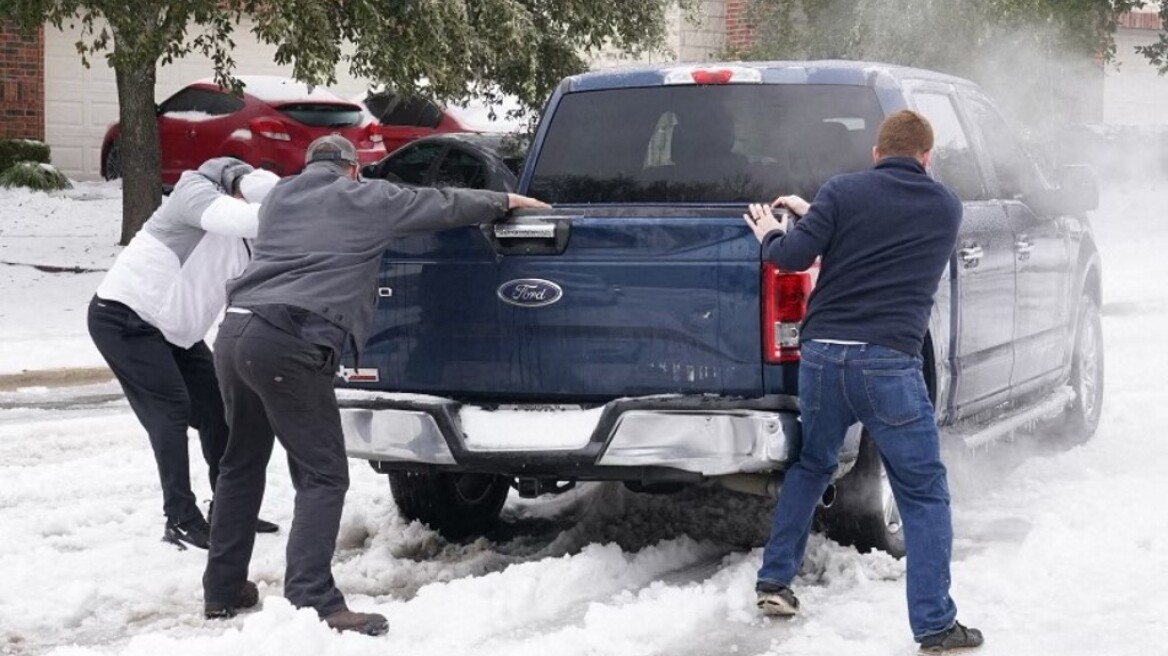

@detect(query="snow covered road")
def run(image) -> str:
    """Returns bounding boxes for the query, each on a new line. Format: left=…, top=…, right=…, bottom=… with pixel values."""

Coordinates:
left=1, top=182, right=1167, bottom=655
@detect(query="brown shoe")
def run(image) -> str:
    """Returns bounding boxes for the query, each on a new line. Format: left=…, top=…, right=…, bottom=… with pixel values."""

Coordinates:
left=204, top=581, right=259, bottom=619
left=323, top=609, right=389, bottom=636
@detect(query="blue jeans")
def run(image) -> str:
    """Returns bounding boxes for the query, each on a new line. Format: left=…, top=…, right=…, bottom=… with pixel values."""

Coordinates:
left=757, top=341, right=957, bottom=640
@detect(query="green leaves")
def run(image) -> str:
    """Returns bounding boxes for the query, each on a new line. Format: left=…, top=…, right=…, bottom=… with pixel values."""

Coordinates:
left=240, top=0, right=677, bottom=112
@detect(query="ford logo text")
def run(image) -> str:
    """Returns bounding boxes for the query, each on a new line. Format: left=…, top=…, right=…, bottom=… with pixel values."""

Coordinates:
left=497, top=279, right=563, bottom=308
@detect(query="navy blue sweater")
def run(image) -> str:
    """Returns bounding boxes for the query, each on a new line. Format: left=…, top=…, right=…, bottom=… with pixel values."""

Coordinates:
left=762, top=157, right=962, bottom=356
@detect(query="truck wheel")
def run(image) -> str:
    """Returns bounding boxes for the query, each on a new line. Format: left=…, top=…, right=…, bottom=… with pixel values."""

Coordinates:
left=387, top=471, right=511, bottom=539
left=821, top=434, right=906, bottom=558
left=1057, top=297, right=1105, bottom=443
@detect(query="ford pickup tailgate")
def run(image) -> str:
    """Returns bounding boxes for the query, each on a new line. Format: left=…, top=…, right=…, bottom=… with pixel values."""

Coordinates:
left=359, top=206, right=762, bottom=402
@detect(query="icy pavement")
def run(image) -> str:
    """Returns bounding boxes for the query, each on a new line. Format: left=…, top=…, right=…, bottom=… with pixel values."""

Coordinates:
left=0, top=181, right=1167, bottom=655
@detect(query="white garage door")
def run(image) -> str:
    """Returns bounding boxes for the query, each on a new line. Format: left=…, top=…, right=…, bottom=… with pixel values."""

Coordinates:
left=1104, top=28, right=1168, bottom=125
left=44, top=18, right=369, bottom=181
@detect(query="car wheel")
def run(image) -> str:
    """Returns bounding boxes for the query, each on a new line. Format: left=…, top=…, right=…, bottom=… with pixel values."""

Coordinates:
left=387, top=471, right=511, bottom=539
left=1057, top=297, right=1105, bottom=443
left=821, top=434, right=906, bottom=558
left=103, top=141, right=122, bottom=181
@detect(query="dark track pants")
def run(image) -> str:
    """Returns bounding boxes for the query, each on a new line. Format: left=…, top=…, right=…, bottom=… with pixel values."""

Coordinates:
left=203, top=311, right=347, bottom=616
left=87, top=296, right=227, bottom=524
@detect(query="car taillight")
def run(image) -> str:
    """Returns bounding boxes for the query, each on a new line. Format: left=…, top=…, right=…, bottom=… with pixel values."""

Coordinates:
left=249, top=117, right=291, bottom=142
left=762, top=262, right=811, bottom=363
left=364, top=123, right=383, bottom=144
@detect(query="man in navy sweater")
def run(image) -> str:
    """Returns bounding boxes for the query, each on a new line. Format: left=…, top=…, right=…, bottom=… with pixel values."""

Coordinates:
left=743, top=110, right=983, bottom=654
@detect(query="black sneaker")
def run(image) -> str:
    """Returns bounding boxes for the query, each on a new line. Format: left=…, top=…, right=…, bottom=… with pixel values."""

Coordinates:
left=163, top=516, right=211, bottom=550
left=918, top=621, right=984, bottom=654
left=205, top=581, right=260, bottom=619
left=755, top=583, right=800, bottom=617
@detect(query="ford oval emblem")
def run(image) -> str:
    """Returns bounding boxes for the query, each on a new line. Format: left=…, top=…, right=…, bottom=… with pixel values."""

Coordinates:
left=497, top=278, right=563, bottom=308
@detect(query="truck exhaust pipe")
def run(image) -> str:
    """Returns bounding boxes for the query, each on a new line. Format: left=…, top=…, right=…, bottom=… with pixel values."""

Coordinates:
left=715, top=473, right=779, bottom=498
left=715, top=474, right=836, bottom=508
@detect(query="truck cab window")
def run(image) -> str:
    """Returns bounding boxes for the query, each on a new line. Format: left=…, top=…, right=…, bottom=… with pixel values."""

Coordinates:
left=911, top=92, right=987, bottom=201
left=965, top=98, right=1045, bottom=200
left=529, top=84, right=883, bottom=204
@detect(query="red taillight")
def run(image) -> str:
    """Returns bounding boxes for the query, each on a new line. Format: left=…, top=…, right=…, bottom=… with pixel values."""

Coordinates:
left=691, top=69, right=734, bottom=85
left=762, top=262, right=811, bottom=363
left=364, top=122, right=383, bottom=143
left=249, top=117, right=291, bottom=142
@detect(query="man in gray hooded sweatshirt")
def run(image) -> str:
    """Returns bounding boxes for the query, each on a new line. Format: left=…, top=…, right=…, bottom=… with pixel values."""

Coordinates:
left=88, top=157, right=281, bottom=550
left=202, top=135, right=548, bottom=635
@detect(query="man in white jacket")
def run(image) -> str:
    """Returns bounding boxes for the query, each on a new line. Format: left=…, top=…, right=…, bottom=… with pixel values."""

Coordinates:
left=88, top=157, right=280, bottom=550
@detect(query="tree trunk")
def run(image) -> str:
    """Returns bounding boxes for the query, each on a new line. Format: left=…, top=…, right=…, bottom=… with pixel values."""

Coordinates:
left=114, top=61, right=161, bottom=245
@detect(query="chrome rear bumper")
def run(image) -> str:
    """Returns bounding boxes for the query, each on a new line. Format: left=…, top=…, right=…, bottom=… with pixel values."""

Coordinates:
left=338, top=391, right=809, bottom=478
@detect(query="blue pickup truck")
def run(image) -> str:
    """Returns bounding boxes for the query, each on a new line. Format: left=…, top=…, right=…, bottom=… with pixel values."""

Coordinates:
left=337, top=60, right=1104, bottom=556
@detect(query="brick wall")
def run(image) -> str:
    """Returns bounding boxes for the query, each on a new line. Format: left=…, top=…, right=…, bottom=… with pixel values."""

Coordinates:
left=0, top=20, right=44, bottom=141
left=724, top=0, right=754, bottom=52
left=1119, top=10, right=1163, bottom=31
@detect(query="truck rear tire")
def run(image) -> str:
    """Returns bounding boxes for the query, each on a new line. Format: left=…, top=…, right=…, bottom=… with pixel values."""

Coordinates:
left=387, top=471, right=511, bottom=539
left=821, top=434, right=906, bottom=558
left=1057, top=297, right=1104, bottom=443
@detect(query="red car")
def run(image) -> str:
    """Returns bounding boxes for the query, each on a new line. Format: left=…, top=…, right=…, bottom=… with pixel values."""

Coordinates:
left=356, top=89, right=526, bottom=153
left=101, top=75, right=386, bottom=185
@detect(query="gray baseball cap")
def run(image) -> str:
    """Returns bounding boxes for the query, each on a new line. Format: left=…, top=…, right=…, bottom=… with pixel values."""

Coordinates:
left=305, top=134, right=358, bottom=166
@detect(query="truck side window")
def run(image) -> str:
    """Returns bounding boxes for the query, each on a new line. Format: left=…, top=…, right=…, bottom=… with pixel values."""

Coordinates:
left=912, top=93, right=987, bottom=201
left=965, top=98, right=1045, bottom=200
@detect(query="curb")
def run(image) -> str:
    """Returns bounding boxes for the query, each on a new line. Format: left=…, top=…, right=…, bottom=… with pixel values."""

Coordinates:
left=0, top=367, right=113, bottom=392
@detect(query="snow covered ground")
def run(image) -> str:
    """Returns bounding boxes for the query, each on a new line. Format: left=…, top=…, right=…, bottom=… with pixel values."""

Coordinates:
left=0, top=181, right=120, bottom=375
left=1, top=175, right=1167, bottom=656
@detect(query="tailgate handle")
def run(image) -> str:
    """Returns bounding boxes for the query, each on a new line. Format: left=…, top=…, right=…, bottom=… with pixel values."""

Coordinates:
left=494, top=223, right=556, bottom=239
left=483, top=215, right=576, bottom=256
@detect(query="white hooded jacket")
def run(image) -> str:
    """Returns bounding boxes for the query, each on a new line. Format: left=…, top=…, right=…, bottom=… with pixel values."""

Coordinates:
left=96, top=159, right=277, bottom=349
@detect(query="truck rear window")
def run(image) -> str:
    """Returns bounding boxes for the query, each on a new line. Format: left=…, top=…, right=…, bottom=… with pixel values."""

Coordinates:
left=528, top=84, right=885, bottom=204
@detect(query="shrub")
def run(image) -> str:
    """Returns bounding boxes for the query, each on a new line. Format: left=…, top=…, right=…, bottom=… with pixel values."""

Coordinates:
left=0, top=161, right=72, bottom=191
left=0, top=139, right=51, bottom=174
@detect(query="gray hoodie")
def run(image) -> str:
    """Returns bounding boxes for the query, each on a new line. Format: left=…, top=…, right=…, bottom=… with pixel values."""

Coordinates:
left=227, top=161, right=510, bottom=350
left=96, top=158, right=262, bottom=348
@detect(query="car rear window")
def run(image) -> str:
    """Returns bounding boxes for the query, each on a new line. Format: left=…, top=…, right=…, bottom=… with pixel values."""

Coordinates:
left=277, top=103, right=363, bottom=128
left=528, top=84, right=885, bottom=204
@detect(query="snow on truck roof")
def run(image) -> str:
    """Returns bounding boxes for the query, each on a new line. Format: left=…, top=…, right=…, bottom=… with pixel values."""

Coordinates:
left=193, top=75, right=356, bottom=105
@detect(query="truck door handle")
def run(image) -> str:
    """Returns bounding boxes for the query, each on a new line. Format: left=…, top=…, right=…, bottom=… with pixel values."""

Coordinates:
left=959, top=245, right=984, bottom=268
